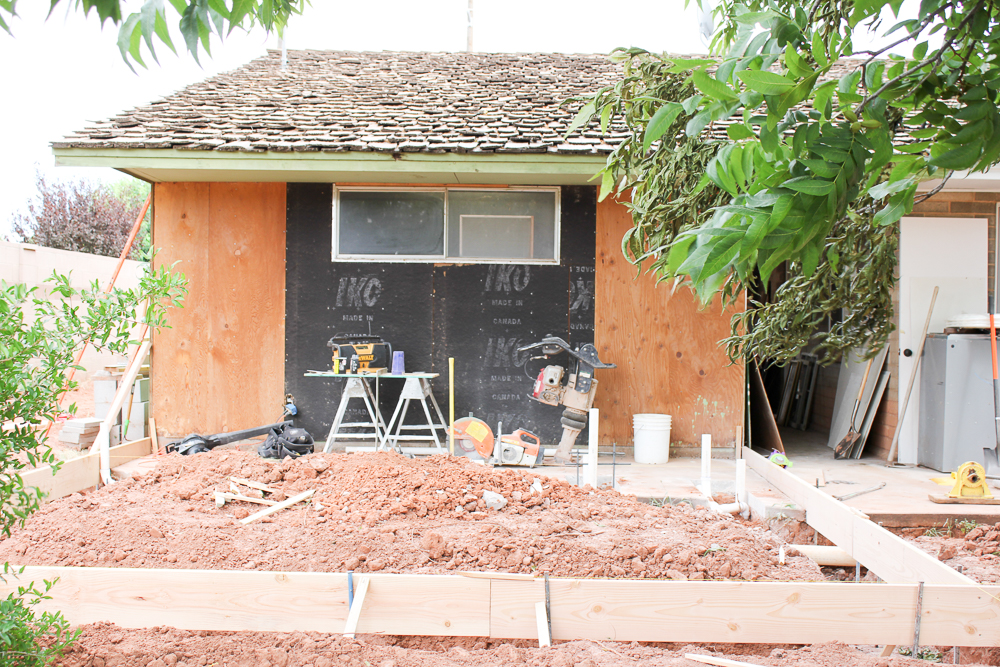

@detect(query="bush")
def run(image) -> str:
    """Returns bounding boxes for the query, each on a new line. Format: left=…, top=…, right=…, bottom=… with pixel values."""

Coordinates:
left=0, top=264, right=186, bottom=664
left=10, top=173, right=151, bottom=260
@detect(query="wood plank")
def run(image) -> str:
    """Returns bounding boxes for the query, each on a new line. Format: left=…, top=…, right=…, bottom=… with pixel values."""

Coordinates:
left=490, top=579, right=923, bottom=644
left=491, top=578, right=1000, bottom=646
left=206, top=183, right=286, bottom=433
left=744, top=448, right=858, bottom=552
left=744, top=448, right=974, bottom=585
left=593, top=197, right=746, bottom=448
left=152, top=182, right=211, bottom=436
left=1, top=568, right=491, bottom=637
left=1, top=567, right=997, bottom=646
left=852, top=517, right=973, bottom=585
left=18, top=438, right=152, bottom=502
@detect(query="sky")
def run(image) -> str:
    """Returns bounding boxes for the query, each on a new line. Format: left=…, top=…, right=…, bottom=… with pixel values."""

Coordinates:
left=0, top=0, right=919, bottom=237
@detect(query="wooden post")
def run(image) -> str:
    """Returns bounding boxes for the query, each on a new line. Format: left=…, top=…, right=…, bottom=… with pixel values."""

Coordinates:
left=585, top=408, right=599, bottom=488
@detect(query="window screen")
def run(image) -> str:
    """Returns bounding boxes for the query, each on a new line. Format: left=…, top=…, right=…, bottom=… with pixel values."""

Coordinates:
left=447, top=190, right=557, bottom=260
left=338, top=191, right=445, bottom=256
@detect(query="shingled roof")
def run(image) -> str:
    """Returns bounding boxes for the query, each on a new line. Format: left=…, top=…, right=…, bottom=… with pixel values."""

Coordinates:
left=55, top=50, right=631, bottom=156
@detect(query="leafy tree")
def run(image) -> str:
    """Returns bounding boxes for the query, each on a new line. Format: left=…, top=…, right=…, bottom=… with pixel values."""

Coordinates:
left=0, top=0, right=307, bottom=69
left=11, top=174, right=151, bottom=261
left=1, top=267, right=187, bottom=665
left=577, top=0, right=995, bottom=363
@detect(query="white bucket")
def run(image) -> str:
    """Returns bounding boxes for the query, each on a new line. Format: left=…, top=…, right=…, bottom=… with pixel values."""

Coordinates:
left=632, top=413, right=672, bottom=464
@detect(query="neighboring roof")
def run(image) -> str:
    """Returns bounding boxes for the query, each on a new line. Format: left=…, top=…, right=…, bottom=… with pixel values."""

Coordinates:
left=55, top=50, right=630, bottom=156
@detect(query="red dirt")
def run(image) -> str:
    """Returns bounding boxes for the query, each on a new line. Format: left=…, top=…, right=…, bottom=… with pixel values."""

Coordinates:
left=902, top=521, right=1000, bottom=584
left=0, top=450, right=822, bottom=581
left=51, top=625, right=985, bottom=667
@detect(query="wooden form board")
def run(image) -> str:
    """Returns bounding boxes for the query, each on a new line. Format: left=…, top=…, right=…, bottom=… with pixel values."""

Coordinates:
left=1, top=568, right=489, bottom=636
left=152, top=182, right=286, bottom=435
left=593, top=197, right=745, bottom=447
left=18, top=438, right=152, bottom=502
left=3, top=567, right=999, bottom=646
left=744, top=448, right=973, bottom=585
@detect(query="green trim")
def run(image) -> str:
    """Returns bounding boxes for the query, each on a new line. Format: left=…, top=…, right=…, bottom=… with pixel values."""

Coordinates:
left=52, top=148, right=608, bottom=180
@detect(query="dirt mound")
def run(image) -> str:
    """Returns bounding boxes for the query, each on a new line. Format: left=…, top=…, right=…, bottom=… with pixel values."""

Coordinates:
left=50, top=624, right=955, bottom=667
left=0, top=450, right=821, bottom=581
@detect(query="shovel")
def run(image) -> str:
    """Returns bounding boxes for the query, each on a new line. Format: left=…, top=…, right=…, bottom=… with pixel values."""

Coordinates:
left=834, top=357, right=874, bottom=460
left=984, top=296, right=1000, bottom=478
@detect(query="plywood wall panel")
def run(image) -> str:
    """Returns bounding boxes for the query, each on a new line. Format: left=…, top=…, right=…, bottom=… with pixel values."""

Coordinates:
left=152, top=182, right=286, bottom=435
left=593, top=197, right=745, bottom=448
left=207, top=183, right=286, bottom=432
left=152, top=183, right=210, bottom=435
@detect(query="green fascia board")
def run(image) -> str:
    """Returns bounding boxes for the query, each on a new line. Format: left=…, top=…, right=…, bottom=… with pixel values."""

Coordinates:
left=52, top=148, right=609, bottom=181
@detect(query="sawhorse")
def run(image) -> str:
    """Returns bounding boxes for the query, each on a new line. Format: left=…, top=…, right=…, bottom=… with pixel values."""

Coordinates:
left=380, top=376, right=448, bottom=453
left=323, top=376, right=386, bottom=452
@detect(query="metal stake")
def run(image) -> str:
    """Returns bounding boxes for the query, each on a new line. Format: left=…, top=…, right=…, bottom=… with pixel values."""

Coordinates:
left=544, top=573, right=552, bottom=641
left=912, top=581, right=925, bottom=659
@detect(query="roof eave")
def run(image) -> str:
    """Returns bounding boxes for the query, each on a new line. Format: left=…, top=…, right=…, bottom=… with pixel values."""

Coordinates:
left=53, top=147, right=610, bottom=186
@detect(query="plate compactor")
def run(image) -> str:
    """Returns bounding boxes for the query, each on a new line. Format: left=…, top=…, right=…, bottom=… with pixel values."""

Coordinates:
left=451, top=417, right=543, bottom=467
left=518, top=336, right=616, bottom=465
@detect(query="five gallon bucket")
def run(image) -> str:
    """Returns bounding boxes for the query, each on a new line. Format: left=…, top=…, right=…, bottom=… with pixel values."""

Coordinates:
left=632, top=413, right=672, bottom=464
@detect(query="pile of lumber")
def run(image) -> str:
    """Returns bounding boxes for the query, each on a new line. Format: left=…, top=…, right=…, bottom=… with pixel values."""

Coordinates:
left=59, top=418, right=102, bottom=449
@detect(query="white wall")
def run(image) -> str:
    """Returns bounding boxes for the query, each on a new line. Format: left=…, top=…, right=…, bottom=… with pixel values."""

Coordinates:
left=0, top=240, right=145, bottom=381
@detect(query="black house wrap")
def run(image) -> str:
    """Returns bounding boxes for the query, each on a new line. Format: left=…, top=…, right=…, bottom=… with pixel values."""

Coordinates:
left=284, top=184, right=596, bottom=445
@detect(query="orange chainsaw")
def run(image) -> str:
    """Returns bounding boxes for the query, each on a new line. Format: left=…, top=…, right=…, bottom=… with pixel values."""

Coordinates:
left=450, top=417, right=542, bottom=467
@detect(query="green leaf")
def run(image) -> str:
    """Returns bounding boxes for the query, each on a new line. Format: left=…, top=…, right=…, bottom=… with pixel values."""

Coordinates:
left=735, top=10, right=779, bottom=24
left=929, top=139, right=984, bottom=170
left=782, top=177, right=834, bottom=196
left=727, top=123, right=755, bottom=140
left=692, top=68, right=739, bottom=101
left=565, top=101, right=596, bottom=137
left=873, top=193, right=909, bottom=226
left=598, top=169, right=615, bottom=202
left=642, top=103, right=682, bottom=153
left=738, top=69, right=796, bottom=95
left=685, top=107, right=715, bottom=138
left=869, top=177, right=916, bottom=199
left=665, top=58, right=717, bottom=74
left=229, top=0, right=254, bottom=30
left=811, top=30, right=829, bottom=68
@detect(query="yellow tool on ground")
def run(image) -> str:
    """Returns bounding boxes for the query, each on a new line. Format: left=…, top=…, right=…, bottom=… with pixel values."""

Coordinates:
left=929, top=461, right=1000, bottom=504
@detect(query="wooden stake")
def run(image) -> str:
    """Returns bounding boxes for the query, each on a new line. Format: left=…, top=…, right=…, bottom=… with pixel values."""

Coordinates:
left=343, top=577, right=370, bottom=638
left=684, top=654, right=765, bottom=667
left=149, top=417, right=160, bottom=455
left=534, top=601, right=551, bottom=647
left=229, top=477, right=274, bottom=493
left=239, top=489, right=314, bottom=525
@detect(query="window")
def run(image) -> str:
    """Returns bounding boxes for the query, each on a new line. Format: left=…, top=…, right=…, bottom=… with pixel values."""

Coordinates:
left=333, top=187, right=560, bottom=263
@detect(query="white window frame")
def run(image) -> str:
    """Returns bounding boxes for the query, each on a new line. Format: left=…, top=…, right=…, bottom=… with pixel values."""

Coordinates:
left=331, top=186, right=561, bottom=265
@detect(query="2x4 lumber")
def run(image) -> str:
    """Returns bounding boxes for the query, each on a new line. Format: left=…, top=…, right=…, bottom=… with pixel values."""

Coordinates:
left=743, top=448, right=973, bottom=585
left=18, top=438, right=152, bottom=502
left=2, top=567, right=491, bottom=636
left=240, top=489, right=315, bottom=525
left=343, top=578, right=370, bottom=638
left=2, top=568, right=998, bottom=645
